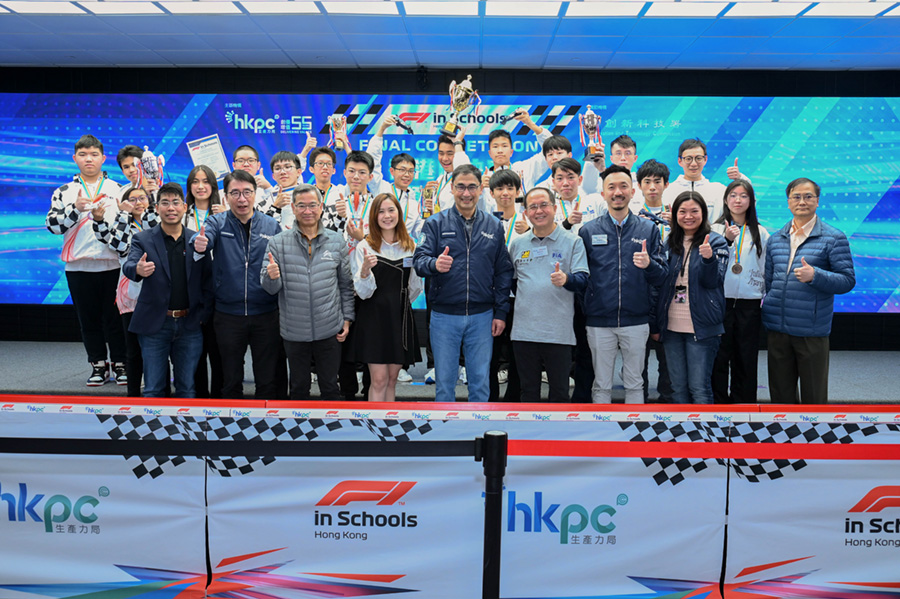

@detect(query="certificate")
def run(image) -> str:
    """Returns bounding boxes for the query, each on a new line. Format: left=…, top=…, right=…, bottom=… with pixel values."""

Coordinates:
left=185, top=134, right=230, bottom=181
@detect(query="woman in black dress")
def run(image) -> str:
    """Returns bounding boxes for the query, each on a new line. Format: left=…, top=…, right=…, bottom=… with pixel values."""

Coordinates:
left=349, top=193, right=422, bottom=401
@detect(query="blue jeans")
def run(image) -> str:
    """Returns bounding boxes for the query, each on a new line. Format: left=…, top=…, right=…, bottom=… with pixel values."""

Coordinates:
left=430, top=310, right=493, bottom=402
left=138, top=316, right=204, bottom=398
left=663, top=332, right=720, bottom=404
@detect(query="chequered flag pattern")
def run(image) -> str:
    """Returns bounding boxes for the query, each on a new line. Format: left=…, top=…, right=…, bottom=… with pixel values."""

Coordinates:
left=97, top=415, right=443, bottom=480
left=620, top=420, right=900, bottom=486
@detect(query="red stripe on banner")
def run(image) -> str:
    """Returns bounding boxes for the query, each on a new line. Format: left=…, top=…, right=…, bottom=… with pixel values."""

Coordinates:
left=737, top=556, right=814, bottom=577
left=304, top=573, right=405, bottom=583
left=508, top=440, right=900, bottom=460
left=834, top=582, right=900, bottom=589
left=217, top=548, right=286, bottom=568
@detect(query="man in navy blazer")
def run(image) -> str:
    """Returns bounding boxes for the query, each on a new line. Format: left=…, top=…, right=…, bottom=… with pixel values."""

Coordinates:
left=123, top=182, right=212, bottom=398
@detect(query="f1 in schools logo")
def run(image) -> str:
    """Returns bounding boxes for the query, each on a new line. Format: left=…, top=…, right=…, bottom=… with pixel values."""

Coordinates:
left=317, top=481, right=415, bottom=506
left=314, top=481, right=419, bottom=540
left=844, top=486, right=900, bottom=547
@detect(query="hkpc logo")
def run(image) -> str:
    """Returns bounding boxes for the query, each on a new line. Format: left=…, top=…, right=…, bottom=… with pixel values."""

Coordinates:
left=226, top=111, right=278, bottom=133
left=316, top=481, right=416, bottom=507
left=507, top=491, right=626, bottom=544
left=0, top=481, right=103, bottom=533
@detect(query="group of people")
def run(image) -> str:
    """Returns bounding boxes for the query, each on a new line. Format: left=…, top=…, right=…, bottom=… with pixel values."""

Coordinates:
left=46, top=111, right=856, bottom=404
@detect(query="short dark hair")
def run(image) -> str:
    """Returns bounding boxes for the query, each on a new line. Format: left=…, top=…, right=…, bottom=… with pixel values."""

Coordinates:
left=270, top=150, right=301, bottom=171
left=488, top=130, right=512, bottom=145
left=390, top=153, right=416, bottom=169
left=786, top=177, right=821, bottom=199
left=438, top=134, right=464, bottom=151
left=232, top=145, right=259, bottom=161
left=610, top=134, right=637, bottom=152
left=309, top=147, right=337, bottom=167
left=489, top=169, right=522, bottom=192
left=542, top=135, right=572, bottom=156
left=116, top=145, right=143, bottom=169
left=551, top=157, right=582, bottom=177
left=74, top=134, right=103, bottom=153
left=223, top=168, right=257, bottom=192
left=678, top=138, right=706, bottom=157
left=157, top=181, right=184, bottom=202
left=451, top=163, right=482, bottom=185
left=345, top=151, right=374, bottom=173
left=636, top=159, right=670, bottom=185
left=524, top=187, right=554, bottom=209
left=600, top=164, right=632, bottom=182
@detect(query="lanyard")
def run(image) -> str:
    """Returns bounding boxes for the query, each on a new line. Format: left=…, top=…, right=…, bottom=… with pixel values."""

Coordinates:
left=434, top=174, right=449, bottom=213
left=734, top=224, right=746, bottom=266
left=321, top=185, right=332, bottom=206
left=645, top=202, right=666, bottom=239
left=391, top=184, right=409, bottom=221
left=79, top=176, right=106, bottom=203
left=132, top=216, right=143, bottom=232
left=193, top=207, right=209, bottom=231
left=351, top=193, right=370, bottom=222
left=504, top=214, right=518, bottom=247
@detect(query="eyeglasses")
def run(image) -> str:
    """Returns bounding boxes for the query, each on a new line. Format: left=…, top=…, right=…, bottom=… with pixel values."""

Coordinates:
left=454, top=184, right=480, bottom=194
left=789, top=194, right=818, bottom=203
left=680, top=155, right=707, bottom=164
left=313, top=161, right=334, bottom=168
left=294, top=203, right=320, bottom=211
left=157, top=200, right=184, bottom=208
left=234, top=158, right=259, bottom=166
left=526, top=202, right=554, bottom=212
left=393, top=167, right=416, bottom=175
left=273, top=164, right=296, bottom=173
left=612, top=150, right=635, bottom=158
left=727, top=193, right=750, bottom=201
left=346, top=168, right=370, bottom=179
left=227, top=189, right=255, bottom=200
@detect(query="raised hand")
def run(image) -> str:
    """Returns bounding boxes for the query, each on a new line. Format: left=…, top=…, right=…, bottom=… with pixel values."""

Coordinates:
left=194, top=224, right=208, bottom=253
left=794, top=257, right=815, bottom=283
left=514, top=213, right=530, bottom=235
left=360, top=247, right=378, bottom=278
left=336, top=192, right=348, bottom=218
left=136, top=252, right=155, bottom=277
left=727, top=158, right=741, bottom=181
left=74, top=190, right=92, bottom=213
left=435, top=246, right=453, bottom=273
left=91, top=199, right=107, bottom=222
left=633, top=239, right=650, bottom=269
left=266, top=252, right=280, bottom=280
left=301, top=131, right=316, bottom=155
left=725, top=223, right=740, bottom=241
left=550, top=261, right=567, bottom=287
left=699, top=234, right=712, bottom=259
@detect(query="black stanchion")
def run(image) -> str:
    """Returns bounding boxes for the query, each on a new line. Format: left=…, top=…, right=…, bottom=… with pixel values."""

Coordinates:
left=477, top=430, right=508, bottom=599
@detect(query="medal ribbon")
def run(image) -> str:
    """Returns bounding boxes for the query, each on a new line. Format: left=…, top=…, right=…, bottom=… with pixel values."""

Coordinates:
left=79, top=175, right=106, bottom=203
left=505, top=214, right=517, bottom=247
left=734, top=224, right=746, bottom=268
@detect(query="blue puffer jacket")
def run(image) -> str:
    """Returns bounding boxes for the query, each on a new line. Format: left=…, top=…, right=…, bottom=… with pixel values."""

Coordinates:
left=413, top=205, right=513, bottom=318
left=652, top=232, right=729, bottom=341
left=195, top=209, right=282, bottom=316
left=762, top=218, right=855, bottom=337
left=578, top=213, right=668, bottom=327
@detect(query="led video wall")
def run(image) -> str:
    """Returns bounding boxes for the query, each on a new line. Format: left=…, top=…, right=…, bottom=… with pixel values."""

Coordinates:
left=1, top=92, right=897, bottom=312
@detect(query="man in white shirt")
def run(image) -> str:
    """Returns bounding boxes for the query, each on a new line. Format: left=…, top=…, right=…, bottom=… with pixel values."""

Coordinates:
left=661, top=138, right=747, bottom=223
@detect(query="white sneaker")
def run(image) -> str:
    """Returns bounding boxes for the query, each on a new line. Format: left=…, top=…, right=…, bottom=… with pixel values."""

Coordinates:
left=311, top=373, right=317, bottom=383
left=356, top=371, right=363, bottom=387
left=458, top=367, right=467, bottom=385
left=541, top=371, right=549, bottom=384
left=497, top=369, right=508, bottom=384
left=397, top=368, right=412, bottom=383
left=425, top=368, right=436, bottom=384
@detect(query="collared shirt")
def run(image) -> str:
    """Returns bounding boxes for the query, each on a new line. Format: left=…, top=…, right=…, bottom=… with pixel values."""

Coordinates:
left=164, top=231, right=188, bottom=311
left=789, top=215, right=817, bottom=270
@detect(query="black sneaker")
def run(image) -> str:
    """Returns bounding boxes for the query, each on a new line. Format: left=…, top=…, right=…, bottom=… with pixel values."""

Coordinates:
left=87, top=361, right=109, bottom=386
left=112, top=363, right=127, bottom=386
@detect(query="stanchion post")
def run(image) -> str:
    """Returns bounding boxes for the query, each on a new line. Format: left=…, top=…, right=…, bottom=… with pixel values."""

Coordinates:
left=480, top=430, right=508, bottom=599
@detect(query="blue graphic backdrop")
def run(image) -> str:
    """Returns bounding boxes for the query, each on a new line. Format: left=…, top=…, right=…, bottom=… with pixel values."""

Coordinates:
left=1, top=93, right=898, bottom=312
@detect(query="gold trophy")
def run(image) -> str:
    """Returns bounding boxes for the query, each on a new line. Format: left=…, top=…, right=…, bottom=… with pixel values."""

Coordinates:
left=329, top=114, right=348, bottom=151
left=441, top=75, right=480, bottom=137
left=579, top=105, right=602, bottom=155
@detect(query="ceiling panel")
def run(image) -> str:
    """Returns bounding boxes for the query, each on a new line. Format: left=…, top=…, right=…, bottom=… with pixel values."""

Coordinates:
left=411, top=35, right=480, bottom=53
left=154, top=49, right=234, bottom=65
left=688, top=36, right=765, bottom=54
left=729, top=53, right=802, bottom=69
left=823, top=37, right=900, bottom=54
left=326, top=15, right=405, bottom=34
left=169, top=14, right=266, bottom=35
left=86, top=50, right=169, bottom=65
left=757, top=36, right=841, bottom=54
left=555, top=17, right=638, bottom=36
left=701, top=17, right=793, bottom=37
left=0, top=49, right=40, bottom=64
left=247, top=14, right=334, bottom=34
left=283, top=48, right=358, bottom=66
left=549, top=36, right=625, bottom=53
left=544, top=51, right=613, bottom=69
left=218, top=49, right=293, bottom=65
left=776, top=17, right=873, bottom=37
left=268, top=33, right=346, bottom=51
left=197, top=33, right=281, bottom=51
left=481, top=17, right=559, bottom=35
left=99, top=15, right=194, bottom=34
left=629, top=17, right=716, bottom=37
left=617, top=35, right=698, bottom=53
left=416, top=50, right=481, bottom=65
left=668, top=52, right=743, bottom=69
left=131, top=34, right=215, bottom=51
left=404, top=16, right=480, bottom=34
left=605, top=52, right=680, bottom=68
left=0, top=14, right=49, bottom=33
left=343, top=34, right=414, bottom=51
left=483, top=36, right=551, bottom=53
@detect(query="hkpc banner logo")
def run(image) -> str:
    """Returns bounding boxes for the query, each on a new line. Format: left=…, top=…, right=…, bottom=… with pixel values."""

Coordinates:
left=0, top=481, right=103, bottom=533
left=844, top=486, right=900, bottom=547
left=506, top=490, right=627, bottom=545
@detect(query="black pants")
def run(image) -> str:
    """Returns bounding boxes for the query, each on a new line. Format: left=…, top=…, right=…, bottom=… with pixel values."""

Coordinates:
left=66, top=269, right=126, bottom=363
left=571, top=301, right=593, bottom=403
left=285, top=338, right=342, bottom=400
left=194, top=317, right=224, bottom=399
left=712, top=298, right=762, bottom=403
left=490, top=302, right=520, bottom=402
left=121, top=312, right=143, bottom=397
left=767, top=331, right=830, bottom=404
left=643, top=337, right=673, bottom=403
left=514, top=341, right=573, bottom=403
left=214, top=310, right=286, bottom=400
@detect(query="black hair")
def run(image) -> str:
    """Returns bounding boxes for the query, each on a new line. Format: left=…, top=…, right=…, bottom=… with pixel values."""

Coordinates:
left=232, top=145, right=259, bottom=162
left=489, top=169, right=522, bottom=192
left=223, top=168, right=257, bottom=192
left=121, top=186, right=149, bottom=204
left=390, top=153, right=416, bottom=168
left=185, top=165, right=222, bottom=208
left=599, top=164, right=632, bottom=182
left=488, top=130, right=512, bottom=145
left=717, top=180, right=763, bottom=258
left=524, top=187, right=555, bottom=209
left=610, top=134, right=637, bottom=152
left=292, top=184, right=323, bottom=204
left=345, top=150, right=375, bottom=173
left=116, top=145, right=143, bottom=169
left=551, top=157, right=582, bottom=177
left=157, top=181, right=184, bottom=202
left=451, top=163, right=482, bottom=185
left=74, top=134, right=103, bottom=153
left=678, top=138, right=707, bottom=157
left=438, top=134, right=465, bottom=151
left=309, top=147, right=337, bottom=168
left=269, top=150, right=301, bottom=171
left=786, top=177, right=821, bottom=199
left=542, top=135, right=572, bottom=156
left=667, top=192, right=711, bottom=256
left=635, top=159, right=670, bottom=185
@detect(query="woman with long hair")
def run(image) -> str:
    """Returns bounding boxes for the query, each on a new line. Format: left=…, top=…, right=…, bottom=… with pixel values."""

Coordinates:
left=651, top=192, right=729, bottom=404
left=347, top=193, right=422, bottom=401
left=710, top=180, right=769, bottom=403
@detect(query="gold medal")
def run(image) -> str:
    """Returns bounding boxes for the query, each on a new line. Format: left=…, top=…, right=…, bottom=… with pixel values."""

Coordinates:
left=732, top=263, right=743, bottom=274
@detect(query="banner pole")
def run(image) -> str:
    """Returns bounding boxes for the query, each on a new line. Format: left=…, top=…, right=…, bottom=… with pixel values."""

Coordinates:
left=480, top=430, right=508, bottom=599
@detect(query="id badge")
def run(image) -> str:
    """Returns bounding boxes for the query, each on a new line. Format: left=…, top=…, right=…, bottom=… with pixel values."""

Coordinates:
left=674, top=285, right=687, bottom=304
left=403, top=257, right=413, bottom=268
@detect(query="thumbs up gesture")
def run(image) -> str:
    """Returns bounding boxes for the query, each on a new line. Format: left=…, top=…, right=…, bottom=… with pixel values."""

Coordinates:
left=435, top=246, right=453, bottom=273
left=727, top=158, right=742, bottom=181
left=136, top=252, right=155, bottom=278
left=255, top=166, right=271, bottom=190
left=301, top=131, right=316, bottom=155
left=633, top=239, right=650, bottom=269
left=336, top=192, right=348, bottom=218
left=514, top=213, right=530, bottom=235
left=794, top=256, right=815, bottom=283
left=266, top=251, right=280, bottom=280
left=725, top=222, right=740, bottom=242
left=567, top=205, right=583, bottom=225
left=699, top=234, right=712, bottom=259
left=74, top=189, right=92, bottom=213
left=360, top=246, right=378, bottom=278
left=550, top=261, right=567, bottom=287
left=194, top=224, right=209, bottom=253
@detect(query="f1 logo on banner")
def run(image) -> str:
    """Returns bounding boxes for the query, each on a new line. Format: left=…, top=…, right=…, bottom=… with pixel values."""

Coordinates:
left=316, top=481, right=416, bottom=507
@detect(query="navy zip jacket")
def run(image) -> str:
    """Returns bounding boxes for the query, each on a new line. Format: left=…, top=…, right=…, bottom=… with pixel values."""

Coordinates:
left=651, top=232, right=729, bottom=341
left=413, top=205, right=513, bottom=318
left=578, top=212, right=668, bottom=327
left=193, top=209, right=281, bottom=316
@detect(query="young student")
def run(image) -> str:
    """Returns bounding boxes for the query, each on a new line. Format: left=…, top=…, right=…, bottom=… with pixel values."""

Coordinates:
left=711, top=180, right=769, bottom=403
left=550, top=157, right=605, bottom=234
left=231, top=145, right=274, bottom=209
left=115, top=144, right=159, bottom=202
left=583, top=134, right=640, bottom=201
left=333, top=151, right=376, bottom=247
left=366, top=116, right=424, bottom=241
left=46, top=134, right=126, bottom=386
left=423, top=133, right=464, bottom=215
left=348, top=193, right=423, bottom=401
left=307, top=146, right=346, bottom=233
left=264, top=151, right=303, bottom=229
left=661, top=138, right=748, bottom=223
left=532, top=135, right=577, bottom=191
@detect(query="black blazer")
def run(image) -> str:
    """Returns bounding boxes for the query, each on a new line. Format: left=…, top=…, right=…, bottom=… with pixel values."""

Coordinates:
left=122, top=225, right=213, bottom=335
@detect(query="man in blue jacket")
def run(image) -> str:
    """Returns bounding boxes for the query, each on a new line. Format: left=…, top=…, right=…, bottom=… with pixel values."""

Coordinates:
left=413, top=164, right=514, bottom=402
left=763, top=178, right=855, bottom=404
left=193, top=169, right=286, bottom=399
left=123, top=182, right=212, bottom=398
left=579, top=165, right=668, bottom=404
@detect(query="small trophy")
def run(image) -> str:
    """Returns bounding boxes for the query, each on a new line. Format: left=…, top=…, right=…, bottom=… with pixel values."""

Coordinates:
left=140, top=146, right=165, bottom=185
left=421, top=186, right=435, bottom=218
left=329, top=114, right=348, bottom=151
left=579, top=105, right=602, bottom=155
left=441, top=74, right=481, bottom=137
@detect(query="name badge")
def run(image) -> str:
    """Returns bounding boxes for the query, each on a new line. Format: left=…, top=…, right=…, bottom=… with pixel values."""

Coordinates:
left=532, top=246, right=549, bottom=258
left=441, top=231, right=457, bottom=237
left=592, top=234, right=608, bottom=246
left=403, top=257, right=413, bottom=268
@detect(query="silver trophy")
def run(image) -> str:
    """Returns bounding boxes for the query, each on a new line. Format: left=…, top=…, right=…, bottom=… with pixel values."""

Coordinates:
left=442, top=75, right=480, bottom=137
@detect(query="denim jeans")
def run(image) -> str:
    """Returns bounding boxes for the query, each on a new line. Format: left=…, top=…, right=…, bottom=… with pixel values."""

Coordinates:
left=138, top=316, right=203, bottom=398
left=663, top=331, right=720, bottom=404
left=430, top=310, right=493, bottom=403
